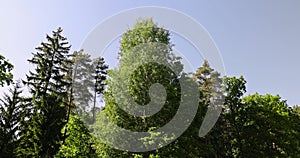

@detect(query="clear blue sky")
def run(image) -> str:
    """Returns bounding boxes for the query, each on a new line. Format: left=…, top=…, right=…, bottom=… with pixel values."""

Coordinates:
left=0, top=0, right=299, bottom=106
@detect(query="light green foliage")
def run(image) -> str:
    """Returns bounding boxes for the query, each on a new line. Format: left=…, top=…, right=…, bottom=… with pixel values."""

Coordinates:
left=0, top=22, right=298, bottom=158
left=119, top=18, right=171, bottom=57
left=95, top=18, right=187, bottom=157
left=293, top=105, right=300, bottom=116
left=55, top=114, right=97, bottom=158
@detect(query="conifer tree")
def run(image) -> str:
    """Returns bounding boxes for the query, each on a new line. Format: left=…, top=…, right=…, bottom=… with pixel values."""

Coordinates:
left=190, top=60, right=226, bottom=157
left=92, top=57, right=108, bottom=123
left=72, top=50, right=94, bottom=115
left=194, top=60, right=223, bottom=106
left=71, top=51, right=108, bottom=123
left=0, top=83, right=27, bottom=157
left=18, top=27, right=73, bottom=157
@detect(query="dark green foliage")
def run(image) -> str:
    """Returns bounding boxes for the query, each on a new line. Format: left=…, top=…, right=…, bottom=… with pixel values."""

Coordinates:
left=192, top=60, right=227, bottom=157
left=24, top=27, right=72, bottom=98
left=222, top=76, right=247, bottom=157
left=217, top=77, right=300, bottom=157
left=0, top=54, right=13, bottom=86
left=92, top=57, right=108, bottom=122
left=94, top=57, right=108, bottom=96
left=0, top=83, right=28, bottom=157
left=238, top=94, right=300, bottom=157
left=0, top=22, right=299, bottom=158
left=71, top=51, right=108, bottom=124
left=17, top=27, right=73, bottom=157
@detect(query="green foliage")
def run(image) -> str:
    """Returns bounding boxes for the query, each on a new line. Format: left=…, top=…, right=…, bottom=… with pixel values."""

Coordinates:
left=222, top=76, right=247, bottom=157
left=94, top=18, right=186, bottom=157
left=0, top=22, right=298, bottom=158
left=218, top=76, right=300, bottom=157
left=17, top=27, right=73, bottom=157
left=55, top=114, right=97, bottom=158
left=194, top=60, right=223, bottom=105
left=0, top=83, right=28, bottom=157
left=192, top=61, right=227, bottom=157
left=24, top=27, right=72, bottom=98
left=94, top=56, right=108, bottom=96
left=293, top=105, right=300, bottom=116
left=119, top=18, right=171, bottom=58
left=92, top=56, right=108, bottom=122
left=72, top=50, right=94, bottom=115
left=239, top=94, right=300, bottom=157
left=72, top=51, right=108, bottom=124
left=0, top=54, right=13, bottom=86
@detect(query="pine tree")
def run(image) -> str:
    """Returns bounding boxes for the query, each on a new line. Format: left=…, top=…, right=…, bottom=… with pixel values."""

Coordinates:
left=0, top=83, right=28, bottom=157
left=92, top=57, right=108, bottom=123
left=71, top=51, right=108, bottom=124
left=72, top=50, right=94, bottom=115
left=194, top=60, right=223, bottom=106
left=181, top=60, right=226, bottom=157
left=18, top=27, right=73, bottom=157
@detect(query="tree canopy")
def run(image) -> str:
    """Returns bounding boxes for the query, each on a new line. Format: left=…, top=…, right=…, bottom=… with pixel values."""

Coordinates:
left=0, top=19, right=299, bottom=157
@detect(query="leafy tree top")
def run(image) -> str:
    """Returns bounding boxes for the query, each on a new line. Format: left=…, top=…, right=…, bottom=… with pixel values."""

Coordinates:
left=119, top=18, right=171, bottom=58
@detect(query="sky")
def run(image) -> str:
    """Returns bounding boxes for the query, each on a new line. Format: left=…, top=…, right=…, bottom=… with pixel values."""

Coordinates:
left=0, top=0, right=299, bottom=106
